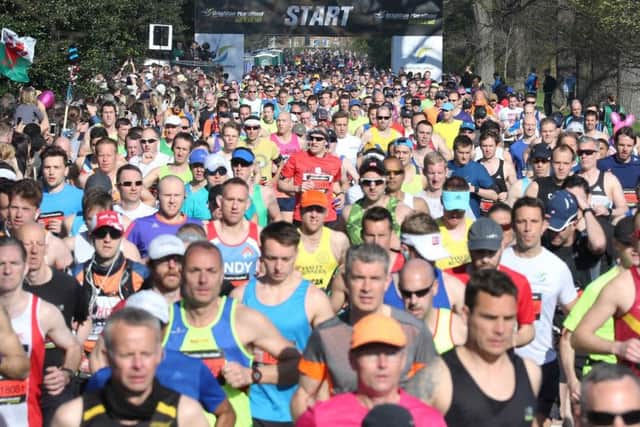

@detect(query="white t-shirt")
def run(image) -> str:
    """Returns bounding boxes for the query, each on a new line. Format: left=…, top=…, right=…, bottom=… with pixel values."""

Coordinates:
left=114, top=202, right=157, bottom=222
left=129, top=152, right=171, bottom=177
left=335, top=135, right=362, bottom=167
left=501, top=246, right=577, bottom=365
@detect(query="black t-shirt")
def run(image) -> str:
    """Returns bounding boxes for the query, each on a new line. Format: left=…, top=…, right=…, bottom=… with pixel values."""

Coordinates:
left=543, top=231, right=604, bottom=290
left=24, top=269, right=89, bottom=368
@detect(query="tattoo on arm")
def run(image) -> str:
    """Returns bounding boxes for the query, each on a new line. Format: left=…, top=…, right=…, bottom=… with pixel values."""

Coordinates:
left=405, top=361, right=439, bottom=403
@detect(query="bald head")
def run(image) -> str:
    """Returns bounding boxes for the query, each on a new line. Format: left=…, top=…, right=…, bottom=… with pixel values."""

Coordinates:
left=54, top=137, right=71, bottom=158
left=158, top=175, right=185, bottom=196
left=14, top=222, right=46, bottom=272
left=15, top=222, right=45, bottom=242
left=399, top=258, right=437, bottom=320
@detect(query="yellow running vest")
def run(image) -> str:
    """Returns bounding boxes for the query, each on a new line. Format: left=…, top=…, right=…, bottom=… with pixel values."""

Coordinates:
left=295, top=227, right=338, bottom=291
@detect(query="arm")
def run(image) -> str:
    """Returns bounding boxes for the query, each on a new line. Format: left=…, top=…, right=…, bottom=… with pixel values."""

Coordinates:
left=261, top=186, right=282, bottom=223
left=405, top=357, right=451, bottom=410
left=573, top=271, right=639, bottom=360
left=514, top=323, right=535, bottom=347
left=49, top=235, right=73, bottom=271
left=213, top=399, right=235, bottom=427
left=524, top=180, right=539, bottom=198
left=413, top=197, right=430, bottom=214
left=50, top=397, right=83, bottom=427
left=305, top=285, right=334, bottom=328
left=0, top=306, right=29, bottom=379
left=40, top=301, right=82, bottom=395
left=177, top=395, right=209, bottom=427
left=291, top=374, right=326, bottom=421
left=506, top=179, right=524, bottom=207
left=559, top=329, right=581, bottom=403
left=567, top=185, right=606, bottom=254
left=606, top=172, right=628, bottom=218
left=89, top=336, right=108, bottom=373
left=433, top=134, right=453, bottom=160
left=122, top=240, right=142, bottom=263
left=328, top=265, right=348, bottom=313
left=143, top=167, right=161, bottom=188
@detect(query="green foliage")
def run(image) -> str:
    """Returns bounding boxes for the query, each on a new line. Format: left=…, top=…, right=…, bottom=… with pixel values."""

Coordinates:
left=350, top=37, right=391, bottom=69
left=0, top=0, right=186, bottom=97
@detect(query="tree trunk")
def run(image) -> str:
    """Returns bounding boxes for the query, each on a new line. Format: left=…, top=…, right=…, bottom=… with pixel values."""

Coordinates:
left=472, top=0, right=495, bottom=85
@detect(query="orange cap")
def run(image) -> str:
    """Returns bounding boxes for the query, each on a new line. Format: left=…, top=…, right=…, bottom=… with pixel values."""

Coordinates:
left=300, top=190, right=328, bottom=208
left=350, top=313, right=407, bottom=350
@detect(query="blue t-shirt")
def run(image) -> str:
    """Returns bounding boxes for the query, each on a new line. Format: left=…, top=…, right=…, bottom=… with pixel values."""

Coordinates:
left=40, top=184, right=83, bottom=217
left=182, top=185, right=211, bottom=220
left=509, top=140, right=530, bottom=179
left=85, top=349, right=226, bottom=413
left=127, top=213, right=202, bottom=258
left=597, top=155, right=640, bottom=190
left=447, top=160, right=495, bottom=217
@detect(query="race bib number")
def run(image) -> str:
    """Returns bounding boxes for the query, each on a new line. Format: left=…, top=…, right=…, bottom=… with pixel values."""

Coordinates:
left=184, top=349, right=226, bottom=376
left=0, top=378, right=26, bottom=405
left=532, top=292, right=542, bottom=321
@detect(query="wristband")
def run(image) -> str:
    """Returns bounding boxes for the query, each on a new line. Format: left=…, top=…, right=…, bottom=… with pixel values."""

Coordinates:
left=583, top=207, right=595, bottom=216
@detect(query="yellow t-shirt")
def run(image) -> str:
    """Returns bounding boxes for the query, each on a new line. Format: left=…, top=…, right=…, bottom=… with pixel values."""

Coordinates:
left=348, top=116, right=368, bottom=136
left=240, top=138, right=280, bottom=184
left=435, top=217, right=473, bottom=269
left=363, top=127, right=402, bottom=153
left=434, top=119, right=462, bottom=151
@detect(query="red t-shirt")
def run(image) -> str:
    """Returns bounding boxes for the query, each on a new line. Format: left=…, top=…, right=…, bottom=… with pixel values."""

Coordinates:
left=446, top=263, right=535, bottom=325
left=280, top=150, right=342, bottom=222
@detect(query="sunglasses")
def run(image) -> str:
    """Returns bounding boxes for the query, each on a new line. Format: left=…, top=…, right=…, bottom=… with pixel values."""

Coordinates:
left=140, top=138, right=158, bottom=145
left=360, top=178, right=385, bottom=187
left=207, top=167, right=227, bottom=176
left=377, top=116, right=391, bottom=120
left=92, top=228, right=123, bottom=240
left=293, top=91, right=301, bottom=95
left=532, top=158, right=549, bottom=164
left=245, top=126, right=260, bottom=131
left=399, top=283, right=434, bottom=299
left=578, top=149, right=597, bottom=157
left=119, top=180, right=143, bottom=187
left=231, top=159, right=252, bottom=167
left=181, top=126, right=190, bottom=130
left=229, top=98, right=239, bottom=102
left=248, top=90, right=257, bottom=93
left=309, top=136, right=326, bottom=142
left=302, top=205, right=327, bottom=214
left=525, top=101, right=536, bottom=105
left=386, top=170, right=404, bottom=177
left=586, top=410, right=640, bottom=425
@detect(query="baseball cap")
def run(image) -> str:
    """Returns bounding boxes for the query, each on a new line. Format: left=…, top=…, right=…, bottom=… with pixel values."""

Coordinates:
left=189, top=148, right=208, bottom=165
left=306, top=127, right=328, bottom=140
left=489, top=93, right=498, bottom=101
left=91, top=210, right=123, bottom=233
left=155, top=83, right=166, bottom=96
left=474, top=106, right=487, bottom=120
left=362, top=404, right=415, bottom=427
left=350, top=313, right=406, bottom=350
left=243, top=116, right=260, bottom=127
left=400, top=107, right=413, bottom=118
left=300, top=190, right=328, bottom=209
left=401, top=232, right=450, bottom=261
left=358, top=157, right=386, bottom=176
left=349, top=99, right=361, bottom=108
left=530, top=143, right=552, bottom=161
left=165, top=115, right=181, bottom=127
left=125, top=290, right=169, bottom=325
left=460, top=121, right=476, bottom=131
left=441, top=102, right=455, bottom=112
left=204, top=153, right=229, bottom=173
left=148, top=234, right=185, bottom=261
left=293, top=123, right=306, bottom=137
left=614, top=216, right=635, bottom=245
left=316, top=109, right=330, bottom=121
left=468, top=218, right=503, bottom=252
left=231, top=147, right=255, bottom=164
left=565, top=121, right=585, bottom=134
left=545, top=190, right=578, bottom=232
left=442, top=190, right=470, bottom=211
left=85, top=171, right=112, bottom=194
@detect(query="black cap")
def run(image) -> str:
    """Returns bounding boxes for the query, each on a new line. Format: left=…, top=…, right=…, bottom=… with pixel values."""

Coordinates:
left=362, top=404, right=415, bottom=427
left=530, top=143, right=552, bottom=161
left=358, top=157, right=386, bottom=176
left=614, top=216, right=635, bottom=245
left=474, top=106, right=487, bottom=119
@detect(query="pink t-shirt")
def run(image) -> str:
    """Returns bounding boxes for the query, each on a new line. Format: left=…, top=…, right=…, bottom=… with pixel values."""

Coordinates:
left=296, top=390, right=446, bottom=427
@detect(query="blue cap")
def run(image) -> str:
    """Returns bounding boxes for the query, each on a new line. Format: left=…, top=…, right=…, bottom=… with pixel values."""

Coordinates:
left=189, top=148, right=208, bottom=165
left=546, top=190, right=578, bottom=231
left=349, top=99, right=361, bottom=107
left=442, top=190, right=470, bottom=211
left=461, top=121, right=476, bottom=131
left=441, top=102, right=455, bottom=112
left=231, top=147, right=255, bottom=164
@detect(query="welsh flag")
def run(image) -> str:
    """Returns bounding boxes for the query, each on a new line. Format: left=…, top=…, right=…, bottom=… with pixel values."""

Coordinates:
left=0, top=28, right=36, bottom=83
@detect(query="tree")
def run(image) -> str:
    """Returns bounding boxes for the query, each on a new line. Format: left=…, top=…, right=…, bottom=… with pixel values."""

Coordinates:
left=0, top=0, right=186, bottom=96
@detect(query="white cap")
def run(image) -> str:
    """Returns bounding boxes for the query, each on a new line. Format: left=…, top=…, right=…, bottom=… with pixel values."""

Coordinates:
left=125, top=290, right=169, bottom=324
left=148, top=234, right=185, bottom=261
left=155, top=83, right=166, bottom=96
left=165, top=115, right=181, bottom=127
left=204, top=153, right=230, bottom=173
left=401, top=233, right=450, bottom=262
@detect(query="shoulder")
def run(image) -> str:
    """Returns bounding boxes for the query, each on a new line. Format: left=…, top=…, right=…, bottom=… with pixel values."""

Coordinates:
left=521, top=356, right=542, bottom=393
left=51, top=395, right=84, bottom=426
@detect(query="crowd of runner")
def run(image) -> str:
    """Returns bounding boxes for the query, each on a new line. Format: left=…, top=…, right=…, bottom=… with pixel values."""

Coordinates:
left=0, top=48, right=639, bottom=426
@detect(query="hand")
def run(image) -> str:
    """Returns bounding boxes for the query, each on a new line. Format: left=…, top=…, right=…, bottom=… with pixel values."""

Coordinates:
left=333, top=193, right=345, bottom=210
left=44, top=218, right=63, bottom=234
left=43, top=366, right=70, bottom=396
left=567, top=376, right=581, bottom=404
left=592, top=204, right=609, bottom=217
left=220, top=362, right=252, bottom=388
left=300, top=181, right=315, bottom=192
left=615, top=339, right=640, bottom=363
left=497, top=192, right=508, bottom=202
left=86, top=104, right=98, bottom=117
